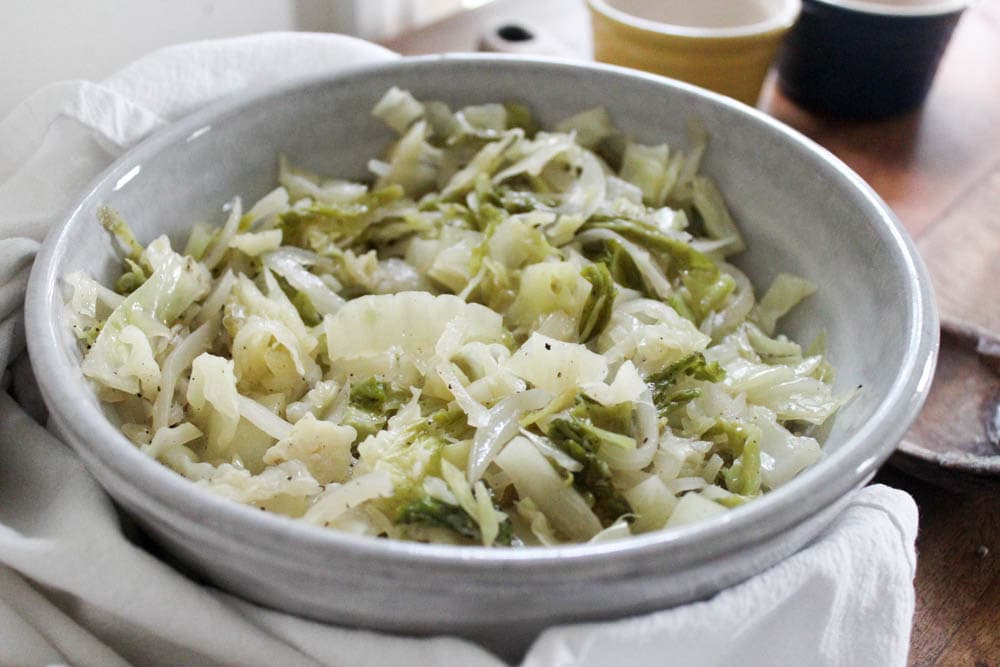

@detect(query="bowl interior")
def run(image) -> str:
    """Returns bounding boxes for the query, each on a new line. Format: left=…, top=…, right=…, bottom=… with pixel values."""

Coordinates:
left=30, top=56, right=936, bottom=566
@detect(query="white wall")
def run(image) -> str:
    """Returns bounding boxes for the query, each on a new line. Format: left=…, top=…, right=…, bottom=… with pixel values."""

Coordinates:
left=0, top=0, right=472, bottom=118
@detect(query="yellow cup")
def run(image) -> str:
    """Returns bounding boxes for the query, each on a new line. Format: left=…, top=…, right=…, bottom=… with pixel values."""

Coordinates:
left=587, top=0, right=801, bottom=106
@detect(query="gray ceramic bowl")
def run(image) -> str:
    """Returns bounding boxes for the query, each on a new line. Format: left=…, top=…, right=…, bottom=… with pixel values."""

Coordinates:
left=25, top=55, right=938, bottom=658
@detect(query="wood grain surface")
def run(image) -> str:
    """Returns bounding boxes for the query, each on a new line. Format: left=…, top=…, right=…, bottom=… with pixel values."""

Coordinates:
left=893, top=166, right=1000, bottom=490
left=875, top=466, right=1000, bottom=667
left=384, top=3, right=1000, bottom=663
left=916, top=167, right=1000, bottom=335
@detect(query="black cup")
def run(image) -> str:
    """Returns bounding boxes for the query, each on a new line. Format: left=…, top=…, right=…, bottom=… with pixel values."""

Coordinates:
left=777, top=0, right=968, bottom=119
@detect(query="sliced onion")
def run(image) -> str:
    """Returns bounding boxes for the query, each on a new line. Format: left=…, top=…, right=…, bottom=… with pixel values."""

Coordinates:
left=238, top=395, right=293, bottom=440
left=436, top=362, right=490, bottom=428
left=145, top=422, right=202, bottom=460
left=152, top=320, right=216, bottom=432
left=467, top=388, right=551, bottom=482
left=194, top=269, right=235, bottom=327
left=264, top=248, right=346, bottom=316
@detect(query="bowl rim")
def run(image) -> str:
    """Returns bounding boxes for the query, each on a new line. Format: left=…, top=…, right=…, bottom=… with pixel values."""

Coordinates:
left=586, top=0, right=802, bottom=38
left=25, top=53, right=939, bottom=571
left=807, top=0, right=972, bottom=18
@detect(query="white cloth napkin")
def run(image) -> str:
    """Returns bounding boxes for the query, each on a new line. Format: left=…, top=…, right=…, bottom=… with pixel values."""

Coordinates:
left=0, top=32, right=918, bottom=667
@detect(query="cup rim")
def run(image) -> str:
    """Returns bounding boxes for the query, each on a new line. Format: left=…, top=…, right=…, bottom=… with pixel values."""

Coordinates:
left=808, top=0, right=972, bottom=16
left=586, top=0, right=802, bottom=38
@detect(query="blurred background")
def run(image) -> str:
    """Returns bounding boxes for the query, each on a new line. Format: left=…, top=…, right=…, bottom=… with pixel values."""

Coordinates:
left=0, top=0, right=496, bottom=117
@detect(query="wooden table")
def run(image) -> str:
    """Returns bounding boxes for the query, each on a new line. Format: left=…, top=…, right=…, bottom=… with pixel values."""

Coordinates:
left=386, top=3, right=1000, bottom=664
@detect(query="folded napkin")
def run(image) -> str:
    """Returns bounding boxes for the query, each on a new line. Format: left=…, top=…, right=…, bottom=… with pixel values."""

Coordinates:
left=0, top=32, right=917, bottom=667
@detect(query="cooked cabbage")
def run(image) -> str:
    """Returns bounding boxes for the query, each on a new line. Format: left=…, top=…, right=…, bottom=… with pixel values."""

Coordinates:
left=68, top=89, right=849, bottom=547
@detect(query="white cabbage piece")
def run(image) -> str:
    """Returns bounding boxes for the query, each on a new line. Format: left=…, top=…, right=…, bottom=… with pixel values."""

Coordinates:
left=506, top=332, right=608, bottom=395
left=285, top=380, right=341, bottom=423
left=493, top=132, right=576, bottom=183
left=229, top=230, right=283, bottom=256
left=474, top=480, right=505, bottom=547
left=194, top=269, right=235, bottom=327
left=495, top=436, right=602, bottom=542
left=515, top=497, right=561, bottom=546
left=582, top=360, right=645, bottom=406
left=227, top=413, right=282, bottom=473
left=186, top=353, right=240, bottom=458
left=455, top=103, right=508, bottom=136
left=557, top=149, right=607, bottom=219
left=302, top=471, right=394, bottom=527
left=244, top=186, right=290, bottom=228
left=279, top=155, right=368, bottom=205
left=588, top=517, right=632, bottom=543
left=145, top=422, right=202, bottom=461
left=440, top=130, right=521, bottom=199
left=691, top=176, right=745, bottom=256
left=506, top=261, right=591, bottom=333
left=424, top=228, right=482, bottom=293
left=620, top=142, right=669, bottom=204
left=82, top=243, right=210, bottom=394
left=65, top=270, right=123, bottom=340
left=623, top=475, right=677, bottom=533
left=604, top=175, right=644, bottom=206
left=263, top=247, right=345, bottom=317
left=153, top=321, right=215, bottom=433
left=325, top=291, right=505, bottom=365
left=227, top=273, right=318, bottom=359
left=663, top=492, right=726, bottom=528
left=373, top=120, right=442, bottom=196
left=751, top=273, right=817, bottom=336
left=116, top=324, right=161, bottom=400
left=453, top=341, right=526, bottom=407
left=702, top=262, right=755, bottom=339
left=374, top=258, right=423, bottom=294
left=710, top=325, right=844, bottom=425
left=467, top=388, right=551, bottom=482
left=598, top=298, right=711, bottom=374
left=231, top=315, right=318, bottom=397
left=372, top=86, right=425, bottom=134
left=232, top=398, right=289, bottom=445
left=748, top=405, right=821, bottom=489
left=197, top=459, right=322, bottom=510
left=334, top=348, right=424, bottom=390
left=355, top=424, right=443, bottom=504
left=486, top=218, right=554, bottom=269
left=201, top=198, right=242, bottom=270
left=554, top=106, right=615, bottom=150
left=263, top=414, right=356, bottom=484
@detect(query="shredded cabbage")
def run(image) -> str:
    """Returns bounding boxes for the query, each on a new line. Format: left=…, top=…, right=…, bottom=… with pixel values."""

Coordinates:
left=69, top=89, right=849, bottom=546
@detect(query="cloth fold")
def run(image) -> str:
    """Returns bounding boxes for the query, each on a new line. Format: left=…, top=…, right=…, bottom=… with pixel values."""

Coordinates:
left=0, top=32, right=916, bottom=667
